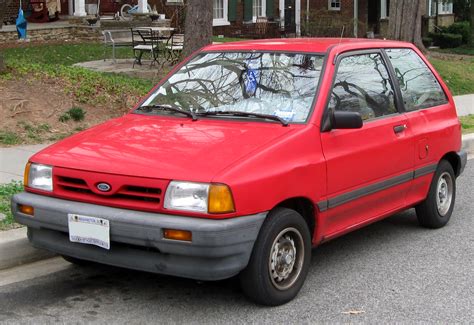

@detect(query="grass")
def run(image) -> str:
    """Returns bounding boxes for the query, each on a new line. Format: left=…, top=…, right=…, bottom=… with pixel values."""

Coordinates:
left=0, top=181, right=23, bottom=230
left=2, top=43, right=133, bottom=66
left=430, top=57, right=474, bottom=96
left=1, top=43, right=154, bottom=106
left=431, top=45, right=474, bottom=56
left=460, top=114, right=474, bottom=134
left=212, top=36, right=249, bottom=43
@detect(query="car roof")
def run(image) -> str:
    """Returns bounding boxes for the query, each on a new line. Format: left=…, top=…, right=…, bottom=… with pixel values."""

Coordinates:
left=203, top=38, right=415, bottom=54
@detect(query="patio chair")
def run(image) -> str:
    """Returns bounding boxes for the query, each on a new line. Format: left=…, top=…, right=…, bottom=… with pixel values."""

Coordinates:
left=164, top=33, right=184, bottom=65
left=131, top=28, right=161, bottom=67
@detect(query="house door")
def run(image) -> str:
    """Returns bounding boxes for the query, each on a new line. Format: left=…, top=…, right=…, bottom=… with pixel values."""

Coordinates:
left=284, top=0, right=296, bottom=33
left=60, top=0, right=69, bottom=15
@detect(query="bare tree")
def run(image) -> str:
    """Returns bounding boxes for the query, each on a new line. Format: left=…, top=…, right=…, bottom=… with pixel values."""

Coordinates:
left=388, top=0, right=425, bottom=50
left=471, top=0, right=474, bottom=46
left=183, top=0, right=213, bottom=58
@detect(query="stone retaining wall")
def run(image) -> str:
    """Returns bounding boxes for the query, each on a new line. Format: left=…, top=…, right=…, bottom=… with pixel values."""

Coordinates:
left=0, top=26, right=102, bottom=43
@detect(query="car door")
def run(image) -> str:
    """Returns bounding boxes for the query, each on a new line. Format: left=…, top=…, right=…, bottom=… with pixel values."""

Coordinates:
left=319, top=50, right=415, bottom=238
left=384, top=48, right=458, bottom=205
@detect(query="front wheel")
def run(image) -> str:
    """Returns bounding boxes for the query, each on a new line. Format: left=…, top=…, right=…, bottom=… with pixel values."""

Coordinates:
left=239, top=208, right=311, bottom=306
left=416, top=160, right=456, bottom=229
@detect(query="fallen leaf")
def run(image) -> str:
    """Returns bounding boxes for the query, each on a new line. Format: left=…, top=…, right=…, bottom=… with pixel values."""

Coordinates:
left=342, top=310, right=365, bottom=315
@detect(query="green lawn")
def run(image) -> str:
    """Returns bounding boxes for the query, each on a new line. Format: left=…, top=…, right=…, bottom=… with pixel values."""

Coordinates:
left=1, top=43, right=154, bottom=107
left=430, top=57, right=474, bottom=96
left=3, top=43, right=133, bottom=66
left=431, top=46, right=474, bottom=56
left=460, top=114, right=474, bottom=134
left=0, top=181, right=23, bottom=230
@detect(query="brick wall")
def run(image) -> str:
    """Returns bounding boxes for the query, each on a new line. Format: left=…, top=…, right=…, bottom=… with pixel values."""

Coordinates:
left=301, top=0, right=368, bottom=37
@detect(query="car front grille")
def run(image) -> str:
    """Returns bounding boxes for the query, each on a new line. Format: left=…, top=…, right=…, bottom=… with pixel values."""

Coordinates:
left=53, top=167, right=168, bottom=212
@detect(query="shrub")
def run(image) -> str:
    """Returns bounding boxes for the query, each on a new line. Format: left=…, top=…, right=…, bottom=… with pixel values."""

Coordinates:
left=422, top=37, right=433, bottom=48
left=445, top=21, right=471, bottom=44
left=432, top=33, right=463, bottom=48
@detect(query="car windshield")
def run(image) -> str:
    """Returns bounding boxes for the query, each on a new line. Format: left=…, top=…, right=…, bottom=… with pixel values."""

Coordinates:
left=138, top=51, right=325, bottom=123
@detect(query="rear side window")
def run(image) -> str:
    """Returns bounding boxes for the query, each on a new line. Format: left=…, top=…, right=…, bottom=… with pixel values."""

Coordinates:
left=385, top=49, right=447, bottom=111
left=328, top=53, right=397, bottom=121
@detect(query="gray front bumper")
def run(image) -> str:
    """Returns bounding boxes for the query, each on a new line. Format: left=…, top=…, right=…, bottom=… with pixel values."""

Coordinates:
left=12, top=192, right=267, bottom=281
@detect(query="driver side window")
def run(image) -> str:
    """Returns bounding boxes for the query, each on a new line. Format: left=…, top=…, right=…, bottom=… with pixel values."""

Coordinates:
left=328, top=53, right=397, bottom=121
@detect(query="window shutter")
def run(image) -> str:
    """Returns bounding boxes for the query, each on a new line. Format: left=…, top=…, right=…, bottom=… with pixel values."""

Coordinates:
left=244, top=0, right=253, bottom=21
left=266, top=0, right=274, bottom=18
left=228, top=0, right=238, bottom=21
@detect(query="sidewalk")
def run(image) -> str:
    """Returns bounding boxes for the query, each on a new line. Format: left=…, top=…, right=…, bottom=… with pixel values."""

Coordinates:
left=454, top=94, right=474, bottom=117
left=0, top=144, right=49, bottom=184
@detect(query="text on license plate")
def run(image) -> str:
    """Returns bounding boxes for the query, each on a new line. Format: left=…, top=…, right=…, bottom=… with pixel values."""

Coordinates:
left=68, top=214, right=110, bottom=250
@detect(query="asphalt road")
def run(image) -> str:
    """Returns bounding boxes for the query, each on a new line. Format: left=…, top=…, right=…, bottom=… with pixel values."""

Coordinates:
left=1, top=162, right=473, bottom=323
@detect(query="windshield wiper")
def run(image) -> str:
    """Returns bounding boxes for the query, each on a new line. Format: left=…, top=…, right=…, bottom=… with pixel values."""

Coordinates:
left=136, top=104, right=197, bottom=121
left=197, top=110, right=289, bottom=126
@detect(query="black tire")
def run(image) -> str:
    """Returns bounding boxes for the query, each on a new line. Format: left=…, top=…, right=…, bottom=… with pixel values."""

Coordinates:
left=415, top=160, right=456, bottom=229
left=239, top=207, right=311, bottom=306
left=62, top=255, right=93, bottom=266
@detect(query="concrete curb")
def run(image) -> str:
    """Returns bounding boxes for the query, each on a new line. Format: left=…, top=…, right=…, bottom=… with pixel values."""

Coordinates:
left=462, top=133, right=474, bottom=155
left=0, top=135, right=473, bottom=271
left=0, top=228, right=56, bottom=270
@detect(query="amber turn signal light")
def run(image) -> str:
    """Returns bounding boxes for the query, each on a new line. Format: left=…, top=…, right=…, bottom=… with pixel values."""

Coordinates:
left=163, top=229, right=192, bottom=242
left=18, top=204, right=34, bottom=216
left=208, top=184, right=235, bottom=214
left=24, top=162, right=31, bottom=188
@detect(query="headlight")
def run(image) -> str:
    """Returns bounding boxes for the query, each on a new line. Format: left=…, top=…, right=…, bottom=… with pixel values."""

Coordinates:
left=24, top=163, right=53, bottom=192
left=164, top=181, right=235, bottom=214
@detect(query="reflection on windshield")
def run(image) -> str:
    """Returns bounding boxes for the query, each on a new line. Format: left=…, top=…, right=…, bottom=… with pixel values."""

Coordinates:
left=141, top=52, right=324, bottom=123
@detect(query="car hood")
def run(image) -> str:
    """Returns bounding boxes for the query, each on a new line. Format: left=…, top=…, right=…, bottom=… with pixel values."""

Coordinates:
left=31, top=114, right=296, bottom=181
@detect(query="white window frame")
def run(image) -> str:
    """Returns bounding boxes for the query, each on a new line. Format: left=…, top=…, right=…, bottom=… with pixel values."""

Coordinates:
left=166, top=0, right=183, bottom=4
left=328, top=0, right=341, bottom=11
left=213, top=0, right=230, bottom=26
left=439, top=2, right=453, bottom=14
left=252, top=0, right=266, bottom=22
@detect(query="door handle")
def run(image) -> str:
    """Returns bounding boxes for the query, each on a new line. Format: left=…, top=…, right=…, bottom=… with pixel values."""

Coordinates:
left=393, top=124, right=407, bottom=134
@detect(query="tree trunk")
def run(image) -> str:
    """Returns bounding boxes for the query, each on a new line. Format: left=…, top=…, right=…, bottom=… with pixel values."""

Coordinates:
left=470, top=0, right=474, bottom=46
left=0, top=54, right=5, bottom=74
left=388, top=0, right=426, bottom=51
left=0, top=0, right=7, bottom=30
left=183, top=0, right=213, bottom=58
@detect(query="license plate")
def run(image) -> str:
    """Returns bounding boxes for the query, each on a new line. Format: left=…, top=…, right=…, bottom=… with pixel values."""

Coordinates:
left=68, top=214, right=110, bottom=250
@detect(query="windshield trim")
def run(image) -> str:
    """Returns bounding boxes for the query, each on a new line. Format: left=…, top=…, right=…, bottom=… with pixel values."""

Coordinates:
left=132, top=50, right=328, bottom=125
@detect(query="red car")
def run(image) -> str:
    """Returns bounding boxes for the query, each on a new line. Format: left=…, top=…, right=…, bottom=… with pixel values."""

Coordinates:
left=12, top=38, right=466, bottom=306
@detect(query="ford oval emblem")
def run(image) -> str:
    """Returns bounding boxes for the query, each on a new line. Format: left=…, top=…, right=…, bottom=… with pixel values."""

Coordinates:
left=97, top=183, right=111, bottom=192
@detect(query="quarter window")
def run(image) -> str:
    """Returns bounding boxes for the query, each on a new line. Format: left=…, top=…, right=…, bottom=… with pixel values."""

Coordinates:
left=328, top=53, right=397, bottom=121
left=386, top=49, right=447, bottom=111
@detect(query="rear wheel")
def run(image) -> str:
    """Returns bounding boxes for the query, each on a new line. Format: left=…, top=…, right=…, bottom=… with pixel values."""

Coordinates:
left=416, top=160, right=456, bottom=229
left=239, top=208, right=311, bottom=306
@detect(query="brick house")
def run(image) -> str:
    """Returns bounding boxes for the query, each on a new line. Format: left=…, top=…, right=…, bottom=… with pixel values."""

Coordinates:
left=4, top=0, right=454, bottom=39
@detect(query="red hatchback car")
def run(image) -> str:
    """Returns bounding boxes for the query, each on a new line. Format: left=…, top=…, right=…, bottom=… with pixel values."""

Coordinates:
left=13, top=39, right=466, bottom=306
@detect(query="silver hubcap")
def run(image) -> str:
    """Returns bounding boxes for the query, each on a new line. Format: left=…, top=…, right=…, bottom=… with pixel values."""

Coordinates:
left=436, top=172, right=453, bottom=217
left=269, top=227, right=304, bottom=291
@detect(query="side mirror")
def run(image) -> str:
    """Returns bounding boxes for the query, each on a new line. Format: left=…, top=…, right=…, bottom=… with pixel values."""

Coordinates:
left=332, top=111, right=363, bottom=130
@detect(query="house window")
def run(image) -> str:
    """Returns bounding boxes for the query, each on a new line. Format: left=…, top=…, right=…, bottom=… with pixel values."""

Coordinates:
left=329, top=0, right=341, bottom=11
left=253, top=0, right=266, bottom=19
left=440, top=2, right=453, bottom=14
left=213, top=0, right=230, bottom=26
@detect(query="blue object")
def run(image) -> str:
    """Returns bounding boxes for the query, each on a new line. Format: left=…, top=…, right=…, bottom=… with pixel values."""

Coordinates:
left=245, top=68, right=258, bottom=96
left=16, top=8, right=27, bottom=40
